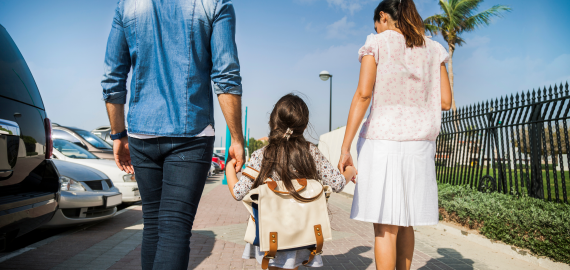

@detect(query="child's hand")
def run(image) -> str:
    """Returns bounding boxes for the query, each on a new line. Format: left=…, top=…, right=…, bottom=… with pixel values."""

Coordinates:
left=226, top=159, right=237, bottom=175
left=345, top=166, right=357, bottom=183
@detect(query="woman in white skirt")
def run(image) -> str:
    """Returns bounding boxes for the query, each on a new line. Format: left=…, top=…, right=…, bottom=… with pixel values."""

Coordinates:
left=337, top=0, right=452, bottom=269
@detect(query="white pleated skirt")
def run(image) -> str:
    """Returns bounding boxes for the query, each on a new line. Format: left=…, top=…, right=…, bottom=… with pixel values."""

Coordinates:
left=350, top=138, right=439, bottom=226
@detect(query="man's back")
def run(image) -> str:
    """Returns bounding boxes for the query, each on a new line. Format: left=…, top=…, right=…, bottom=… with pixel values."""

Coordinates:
left=102, top=0, right=241, bottom=136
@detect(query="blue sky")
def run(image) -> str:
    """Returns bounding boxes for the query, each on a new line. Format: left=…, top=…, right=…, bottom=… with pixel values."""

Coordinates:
left=1, top=0, right=569, bottom=145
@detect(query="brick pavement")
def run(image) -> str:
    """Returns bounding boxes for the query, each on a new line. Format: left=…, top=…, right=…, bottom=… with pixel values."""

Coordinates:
left=0, top=175, right=546, bottom=270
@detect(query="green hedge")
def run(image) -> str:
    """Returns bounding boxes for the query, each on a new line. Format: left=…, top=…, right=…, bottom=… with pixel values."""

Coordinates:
left=438, top=183, right=570, bottom=264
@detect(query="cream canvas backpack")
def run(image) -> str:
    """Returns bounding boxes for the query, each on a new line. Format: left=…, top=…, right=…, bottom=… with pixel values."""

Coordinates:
left=241, top=166, right=332, bottom=269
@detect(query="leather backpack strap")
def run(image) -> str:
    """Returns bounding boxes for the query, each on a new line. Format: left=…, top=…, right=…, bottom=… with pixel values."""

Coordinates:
left=262, top=232, right=278, bottom=269
left=242, top=166, right=259, bottom=180
left=303, top=224, right=324, bottom=266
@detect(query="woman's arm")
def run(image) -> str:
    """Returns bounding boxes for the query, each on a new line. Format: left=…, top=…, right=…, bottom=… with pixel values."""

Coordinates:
left=441, top=63, right=452, bottom=111
left=338, top=55, right=376, bottom=173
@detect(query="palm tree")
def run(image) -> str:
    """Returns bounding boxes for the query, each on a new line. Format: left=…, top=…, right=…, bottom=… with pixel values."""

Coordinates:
left=424, top=0, right=511, bottom=111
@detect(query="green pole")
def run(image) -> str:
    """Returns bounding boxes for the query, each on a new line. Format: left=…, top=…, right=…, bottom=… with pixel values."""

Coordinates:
left=223, top=125, right=231, bottom=185
left=244, top=107, right=248, bottom=144
left=243, top=107, right=248, bottom=169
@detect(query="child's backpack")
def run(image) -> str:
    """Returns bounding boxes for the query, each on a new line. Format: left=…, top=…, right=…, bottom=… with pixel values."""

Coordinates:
left=241, top=166, right=332, bottom=269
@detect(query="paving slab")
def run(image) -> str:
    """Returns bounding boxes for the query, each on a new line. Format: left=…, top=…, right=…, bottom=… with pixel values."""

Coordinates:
left=0, top=174, right=556, bottom=269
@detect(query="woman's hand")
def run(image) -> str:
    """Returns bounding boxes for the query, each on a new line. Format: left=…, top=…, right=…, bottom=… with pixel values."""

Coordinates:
left=338, top=152, right=355, bottom=173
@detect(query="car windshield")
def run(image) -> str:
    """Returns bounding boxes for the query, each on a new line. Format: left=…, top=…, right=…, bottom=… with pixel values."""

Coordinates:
left=72, top=129, right=112, bottom=149
left=53, top=139, right=98, bottom=159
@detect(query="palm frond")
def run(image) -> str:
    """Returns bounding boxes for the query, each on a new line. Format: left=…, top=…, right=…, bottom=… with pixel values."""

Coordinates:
left=454, top=0, right=484, bottom=18
left=463, top=5, right=512, bottom=31
left=424, top=24, right=442, bottom=36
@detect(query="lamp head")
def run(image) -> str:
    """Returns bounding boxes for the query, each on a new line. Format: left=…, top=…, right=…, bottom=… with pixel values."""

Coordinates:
left=319, top=70, right=331, bottom=81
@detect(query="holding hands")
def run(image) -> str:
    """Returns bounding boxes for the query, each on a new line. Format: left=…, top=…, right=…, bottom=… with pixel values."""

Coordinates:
left=338, top=152, right=357, bottom=183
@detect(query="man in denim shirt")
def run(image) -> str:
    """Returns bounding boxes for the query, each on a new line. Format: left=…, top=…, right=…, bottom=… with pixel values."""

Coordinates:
left=101, top=1, right=244, bottom=269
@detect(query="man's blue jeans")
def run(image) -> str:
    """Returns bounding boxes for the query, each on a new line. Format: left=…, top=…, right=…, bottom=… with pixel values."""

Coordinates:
left=129, top=136, right=215, bottom=270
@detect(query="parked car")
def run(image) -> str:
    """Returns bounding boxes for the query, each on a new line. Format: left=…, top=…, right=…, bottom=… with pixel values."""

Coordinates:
left=211, top=161, right=221, bottom=174
left=91, top=125, right=113, bottom=145
left=44, top=160, right=122, bottom=227
left=209, top=164, right=215, bottom=177
left=212, top=156, right=224, bottom=171
left=52, top=124, right=114, bottom=160
left=0, top=24, right=58, bottom=250
left=51, top=139, right=140, bottom=203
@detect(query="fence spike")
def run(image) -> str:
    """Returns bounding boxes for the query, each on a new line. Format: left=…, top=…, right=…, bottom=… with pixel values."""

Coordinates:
left=500, top=97, right=504, bottom=109
left=566, top=81, right=569, bottom=94
left=554, top=84, right=559, bottom=98
left=538, top=88, right=542, bottom=101
left=549, top=85, right=553, bottom=99
left=515, top=93, right=520, bottom=104
left=510, top=94, right=515, bottom=107
left=559, top=83, right=564, bottom=96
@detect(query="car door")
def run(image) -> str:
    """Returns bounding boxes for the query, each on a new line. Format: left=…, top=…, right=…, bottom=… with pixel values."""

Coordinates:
left=0, top=24, right=58, bottom=244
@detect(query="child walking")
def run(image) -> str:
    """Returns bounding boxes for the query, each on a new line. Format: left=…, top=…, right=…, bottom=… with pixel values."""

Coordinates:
left=225, top=94, right=357, bottom=270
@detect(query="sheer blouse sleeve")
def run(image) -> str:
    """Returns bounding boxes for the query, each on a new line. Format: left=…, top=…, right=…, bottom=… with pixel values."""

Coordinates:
left=437, top=42, right=450, bottom=64
left=233, top=148, right=263, bottom=201
left=310, top=144, right=346, bottom=193
left=358, top=33, right=387, bottom=64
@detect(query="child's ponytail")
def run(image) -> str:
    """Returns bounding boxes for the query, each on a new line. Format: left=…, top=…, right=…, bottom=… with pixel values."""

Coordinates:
left=253, top=94, right=320, bottom=203
left=374, top=0, right=425, bottom=48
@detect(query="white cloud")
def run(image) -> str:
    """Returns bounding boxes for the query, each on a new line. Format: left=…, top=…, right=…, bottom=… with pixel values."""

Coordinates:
left=326, top=16, right=356, bottom=39
left=326, top=0, right=374, bottom=14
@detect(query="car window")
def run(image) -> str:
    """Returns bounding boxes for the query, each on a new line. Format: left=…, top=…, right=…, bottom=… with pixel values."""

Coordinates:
left=53, top=129, right=82, bottom=144
left=72, top=129, right=112, bottom=149
left=53, top=139, right=98, bottom=159
left=0, top=26, right=44, bottom=109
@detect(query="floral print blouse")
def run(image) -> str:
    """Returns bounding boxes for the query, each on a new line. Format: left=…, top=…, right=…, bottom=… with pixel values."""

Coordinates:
left=233, top=144, right=346, bottom=201
left=358, top=30, right=450, bottom=142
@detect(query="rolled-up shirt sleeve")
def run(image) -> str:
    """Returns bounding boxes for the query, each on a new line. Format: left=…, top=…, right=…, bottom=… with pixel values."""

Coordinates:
left=101, top=3, right=131, bottom=104
left=210, top=0, right=242, bottom=96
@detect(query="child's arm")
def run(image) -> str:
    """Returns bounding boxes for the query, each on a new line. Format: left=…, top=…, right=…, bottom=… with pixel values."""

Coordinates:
left=225, top=159, right=239, bottom=200
left=342, top=166, right=357, bottom=184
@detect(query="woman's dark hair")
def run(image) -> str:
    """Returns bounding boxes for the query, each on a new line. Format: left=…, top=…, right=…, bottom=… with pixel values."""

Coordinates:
left=374, top=0, right=425, bottom=48
left=252, top=94, right=319, bottom=203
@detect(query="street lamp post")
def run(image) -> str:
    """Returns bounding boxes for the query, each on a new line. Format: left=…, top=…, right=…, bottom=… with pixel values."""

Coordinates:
left=319, top=70, right=333, bottom=132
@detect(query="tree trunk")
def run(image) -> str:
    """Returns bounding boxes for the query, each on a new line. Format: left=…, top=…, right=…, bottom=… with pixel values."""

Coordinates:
left=448, top=43, right=456, bottom=111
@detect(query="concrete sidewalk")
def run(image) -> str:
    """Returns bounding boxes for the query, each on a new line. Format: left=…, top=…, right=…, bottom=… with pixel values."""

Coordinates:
left=0, top=175, right=547, bottom=270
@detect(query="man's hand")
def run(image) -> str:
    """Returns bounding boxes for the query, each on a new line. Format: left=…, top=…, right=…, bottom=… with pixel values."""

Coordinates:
left=228, top=141, right=245, bottom=172
left=338, top=152, right=355, bottom=174
left=114, top=137, right=133, bottom=174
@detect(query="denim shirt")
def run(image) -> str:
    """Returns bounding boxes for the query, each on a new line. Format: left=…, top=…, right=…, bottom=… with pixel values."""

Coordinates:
left=101, top=0, right=241, bottom=137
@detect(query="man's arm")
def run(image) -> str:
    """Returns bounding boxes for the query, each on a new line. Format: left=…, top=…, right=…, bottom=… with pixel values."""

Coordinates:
left=218, top=94, right=244, bottom=171
left=106, top=103, right=133, bottom=174
left=102, top=3, right=133, bottom=173
left=211, top=0, right=244, bottom=171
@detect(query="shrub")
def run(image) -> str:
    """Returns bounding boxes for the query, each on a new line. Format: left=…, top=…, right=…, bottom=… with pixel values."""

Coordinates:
left=438, top=183, right=570, bottom=264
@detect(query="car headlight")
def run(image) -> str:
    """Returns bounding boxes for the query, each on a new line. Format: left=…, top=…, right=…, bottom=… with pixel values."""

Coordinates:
left=60, top=176, right=85, bottom=191
left=123, top=174, right=136, bottom=182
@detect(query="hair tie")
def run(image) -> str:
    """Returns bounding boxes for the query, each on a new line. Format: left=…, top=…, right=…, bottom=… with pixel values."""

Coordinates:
left=283, top=128, right=293, bottom=141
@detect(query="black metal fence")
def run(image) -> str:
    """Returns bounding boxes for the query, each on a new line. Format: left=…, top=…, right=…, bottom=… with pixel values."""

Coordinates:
left=435, top=81, right=570, bottom=203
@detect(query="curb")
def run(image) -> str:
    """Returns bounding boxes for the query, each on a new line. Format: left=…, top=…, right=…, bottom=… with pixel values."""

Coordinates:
left=433, top=222, right=570, bottom=270
left=339, top=191, right=354, bottom=199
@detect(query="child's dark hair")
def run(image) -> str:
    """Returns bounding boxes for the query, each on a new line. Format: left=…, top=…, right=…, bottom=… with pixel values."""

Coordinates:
left=252, top=94, right=319, bottom=202
left=374, top=0, right=425, bottom=48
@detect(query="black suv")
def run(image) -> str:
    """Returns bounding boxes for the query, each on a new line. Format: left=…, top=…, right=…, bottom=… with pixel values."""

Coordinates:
left=0, top=24, right=58, bottom=251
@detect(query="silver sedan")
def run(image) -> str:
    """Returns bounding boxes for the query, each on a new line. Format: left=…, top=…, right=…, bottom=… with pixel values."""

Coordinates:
left=43, top=160, right=122, bottom=227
